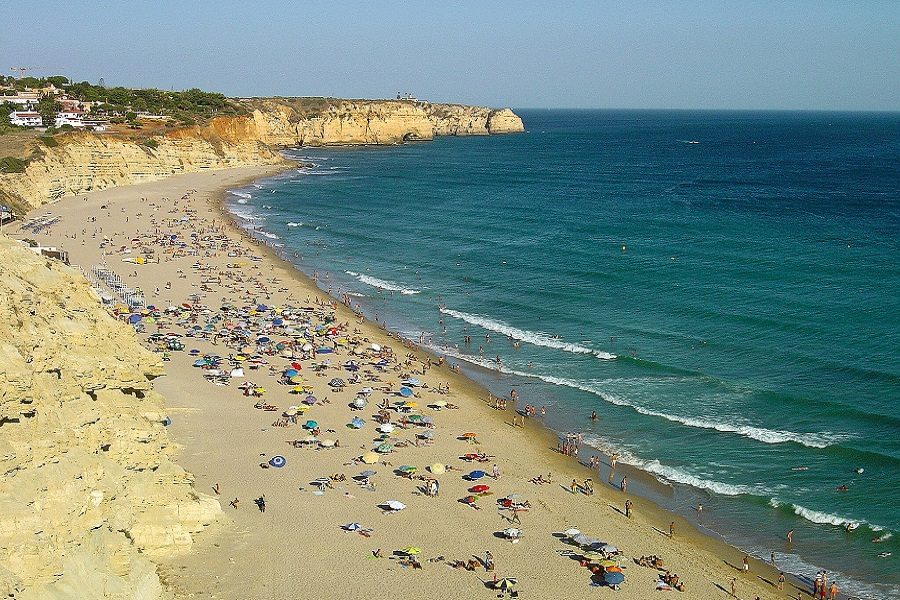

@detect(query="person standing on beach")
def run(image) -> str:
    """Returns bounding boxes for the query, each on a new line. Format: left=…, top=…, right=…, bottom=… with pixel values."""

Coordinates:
left=786, top=529, right=794, bottom=544
left=621, top=476, right=627, bottom=493
left=829, top=582, right=838, bottom=600
left=778, top=572, right=785, bottom=590
left=624, top=499, right=633, bottom=518
left=742, top=554, right=749, bottom=572
left=730, top=577, right=737, bottom=597
left=669, top=521, right=675, bottom=538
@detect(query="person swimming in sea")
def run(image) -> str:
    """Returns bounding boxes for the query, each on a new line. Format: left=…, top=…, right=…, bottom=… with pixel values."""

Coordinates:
left=590, top=410, right=597, bottom=421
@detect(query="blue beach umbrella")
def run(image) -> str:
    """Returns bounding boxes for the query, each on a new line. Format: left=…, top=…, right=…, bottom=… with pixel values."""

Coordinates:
left=467, top=470, right=487, bottom=480
left=349, top=417, right=365, bottom=429
left=604, top=571, right=625, bottom=585
left=128, top=314, right=142, bottom=324
left=304, top=420, right=318, bottom=429
left=268, top=455, right=286, bottom=468
left=283, top=369, right=299, bottom=378
left=399, top=387, right=413, bottom=398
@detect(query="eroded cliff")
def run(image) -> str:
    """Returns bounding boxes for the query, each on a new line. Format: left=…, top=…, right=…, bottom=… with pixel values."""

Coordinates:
left=0, top=236, right=221, bottom=599
left=0, top=100, right=524, bottom=211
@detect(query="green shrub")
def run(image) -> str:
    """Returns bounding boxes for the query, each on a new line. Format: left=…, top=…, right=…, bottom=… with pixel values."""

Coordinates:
left=38, top=136, right=59, bottom=147
left=0, top=156, right=28, bottom=173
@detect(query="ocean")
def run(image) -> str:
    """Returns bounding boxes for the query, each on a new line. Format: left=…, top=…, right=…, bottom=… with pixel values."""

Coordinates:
left=226, top=110, right=900, bottom=599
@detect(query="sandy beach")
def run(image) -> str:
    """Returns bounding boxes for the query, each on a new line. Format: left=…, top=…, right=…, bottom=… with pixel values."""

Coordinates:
left=10, top=167, right=815, bottom=600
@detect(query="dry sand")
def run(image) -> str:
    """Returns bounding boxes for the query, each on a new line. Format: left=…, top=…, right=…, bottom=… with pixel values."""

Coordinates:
left=11, top=167, right=809, bottom=600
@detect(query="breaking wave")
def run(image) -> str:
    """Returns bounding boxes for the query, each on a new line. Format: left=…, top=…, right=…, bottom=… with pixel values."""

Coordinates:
left=439, top=308, right=616, bottom=359
left=346, top=271, right=420, bottom=295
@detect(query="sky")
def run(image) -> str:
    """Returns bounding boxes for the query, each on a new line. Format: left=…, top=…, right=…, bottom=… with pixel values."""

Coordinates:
left=2, top=0, right=898, bottom=110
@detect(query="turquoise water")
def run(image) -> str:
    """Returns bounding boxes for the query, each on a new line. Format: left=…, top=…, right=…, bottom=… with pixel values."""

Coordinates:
left=226, top=110, right=900, bottom=598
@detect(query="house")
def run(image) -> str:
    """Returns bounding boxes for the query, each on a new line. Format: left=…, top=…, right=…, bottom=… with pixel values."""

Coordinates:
left=9, top=111, right=42, bottom=127
left=2, top=92, right=40, bottom=110
left=55, top=109, right=85, bottom=128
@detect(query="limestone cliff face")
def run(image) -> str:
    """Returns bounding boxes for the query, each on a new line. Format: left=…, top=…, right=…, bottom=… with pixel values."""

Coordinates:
left=0, top=236, right=221, bottom=599
left=0, top=132, right=282, bottom=211
left=0, top=99, right=523, bottom=211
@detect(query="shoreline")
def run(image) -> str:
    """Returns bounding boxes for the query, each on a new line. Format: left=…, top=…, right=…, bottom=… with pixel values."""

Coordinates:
left=215, top=169, right=835, bottom=597
left=8, top=166, right=847, bottom=600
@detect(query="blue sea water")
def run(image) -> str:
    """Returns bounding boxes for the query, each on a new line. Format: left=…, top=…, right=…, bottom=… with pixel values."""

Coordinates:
left=226, top=110, right=900, bottom=598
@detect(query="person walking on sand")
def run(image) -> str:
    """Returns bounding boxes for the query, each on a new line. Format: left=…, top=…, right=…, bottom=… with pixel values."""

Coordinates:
left=620, top=476, right=627, bottom=493
left=492, top=463, right=501, bottom=479
left=669, top=521, right=676, bottom=538
left=778, top=572, right=785, bottom=590
left=730, top=577, right=737, bottom=597
left=511, top=506, right=522, bottom=525
left=829, top=581, right=838, bottom=600
left=742, top=554, right=750, bottom=572
left=770, top=552, right=776, bottom=566
left=624, top=499, right=633, bottom=518
left=484, top=551, right=494, bottom=572
left=570, top=479, right=579, bottom=494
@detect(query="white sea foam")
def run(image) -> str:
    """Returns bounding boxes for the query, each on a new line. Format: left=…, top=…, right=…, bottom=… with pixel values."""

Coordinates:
left=228, top=190, right=252, bottom=199
left=259, top=231, right=280, bottom=240
left=287, top=222, right=302, bottom=227
left=423, top=343, right=838, bottom=449
left=345, top=271, right=420, bottom=295
left=768, top=499, right=887, bottom=533
left=439, top=308, right=616, bottom=359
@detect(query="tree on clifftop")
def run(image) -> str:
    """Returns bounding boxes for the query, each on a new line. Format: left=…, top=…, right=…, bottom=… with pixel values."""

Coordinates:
left=37, top=97, right=60, bottom=126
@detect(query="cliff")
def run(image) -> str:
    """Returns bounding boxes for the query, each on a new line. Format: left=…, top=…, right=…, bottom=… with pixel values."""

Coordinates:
left=0, top=236, right=221, bottom=599
left=0, top=100, right=523, bottom=211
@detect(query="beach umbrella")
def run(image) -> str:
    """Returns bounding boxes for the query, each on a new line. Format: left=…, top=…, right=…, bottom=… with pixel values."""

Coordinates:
left=407, top=414, right=423, bottom=423
left=290, top=375, right=304, bottom=384
left=342, top=522, right=362, bottom=532
left=285, top=407, right=298, bottom=417
left=304, top=420, right=318, bottom=429
left=469, top=484, right=490, bottom=493
left=349, top=417, right=365, bottom=429
left=128, top=314, right=142, bottom=324
left=467, top=470, right=487, bottom=480
left=361, top=452, right=379, bottom=464
left=302, top=343, right=314, bottom=352
left=352, top=397, right=367, bottom=409
left=603, top=571, right=625, bottom=586
left=284, top=369, right=299, bottom=378
left=598, top=559, right=618, bottom=569
left=402, top=401, right=418, bottom=409
left=598, top=544, right=619, bottom=554
left=430, top=463, right=446, bottom=474
left=319, top=439, right=336, bottom=448
left=376, top=443, right=393, bottom=454
left=398, top=465, right=417, bottom=474
left=370, top=343, right=381, bottom=351
left=432, top=400, right=447, bottom=408
left=419, top=430, right=435, bottom=440
left=378, top=424, right=395, bottom=434
left=384, top=500, right=406, bottom=511
left=399, top=386, right=413, bottom=398
left=399, top=546, right=421, bottom=555
left=291, top=362, right=303, bottom=370
left=572, top=534, right=596, bottom=547
left=462, top=432, right=478, bottom=439
left=329, top=378, right=345, bottom=387
left=268, top=455, right=286, bottom=468
left=257, top=336, right=270, bottom=344
left=290, top=386, right=306, bottom=394
left=495, top=578, right=517, bottom=591
left=502, top=528, right=522, bottom=540
left=358, top=470, right=377, bottom=478
left=402, top=378, right=421, bottom=387
left=303, top=395, right=318, bottom=406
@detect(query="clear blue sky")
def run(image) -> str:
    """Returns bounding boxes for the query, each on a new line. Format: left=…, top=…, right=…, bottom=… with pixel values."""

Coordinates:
left=2, top=0, right=898, bottom=110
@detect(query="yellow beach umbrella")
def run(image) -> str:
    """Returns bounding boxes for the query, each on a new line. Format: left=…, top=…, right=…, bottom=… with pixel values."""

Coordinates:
left=430, top=463, right=446, bottom=475
left=361, top=452, right=379, bottom=464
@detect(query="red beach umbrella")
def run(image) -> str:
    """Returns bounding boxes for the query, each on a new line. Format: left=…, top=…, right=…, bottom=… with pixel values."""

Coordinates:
left=469, top=484, right=490, bottom=493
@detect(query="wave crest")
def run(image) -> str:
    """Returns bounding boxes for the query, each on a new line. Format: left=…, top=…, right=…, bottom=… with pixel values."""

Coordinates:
left=346, top=271, right=420, bottom=295
left=439, top=308, right=616, bottom=359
